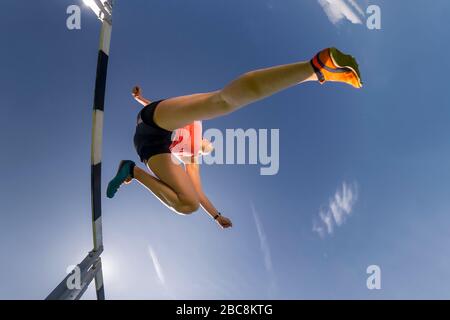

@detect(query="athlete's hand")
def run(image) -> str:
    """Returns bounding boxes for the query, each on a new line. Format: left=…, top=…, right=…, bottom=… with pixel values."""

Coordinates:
left=132, top=86, right=142, bottom=98
left=216, top=215, right=232, bottom=229
left=201, top=139, right=214, bottom=155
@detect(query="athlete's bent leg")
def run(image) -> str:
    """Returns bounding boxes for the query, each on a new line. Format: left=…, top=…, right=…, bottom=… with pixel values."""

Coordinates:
left=136, top=155, right=200, bottom=214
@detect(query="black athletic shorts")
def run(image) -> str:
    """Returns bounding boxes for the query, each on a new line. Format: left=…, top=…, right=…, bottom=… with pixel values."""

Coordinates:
left=133, top=100, right=174, bottom=163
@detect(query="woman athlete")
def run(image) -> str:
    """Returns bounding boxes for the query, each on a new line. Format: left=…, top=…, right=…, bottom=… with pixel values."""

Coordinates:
left=106, top=47, right=362, bottom=229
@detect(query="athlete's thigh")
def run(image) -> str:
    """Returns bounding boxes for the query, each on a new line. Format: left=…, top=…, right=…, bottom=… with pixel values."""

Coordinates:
left=154, top=91, right=229, bottom=131
left=146, top=154, right=198, bottom=201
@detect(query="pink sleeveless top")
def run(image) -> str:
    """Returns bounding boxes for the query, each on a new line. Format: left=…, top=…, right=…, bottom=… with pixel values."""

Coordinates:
left=169, top=121, right=203, bottom=157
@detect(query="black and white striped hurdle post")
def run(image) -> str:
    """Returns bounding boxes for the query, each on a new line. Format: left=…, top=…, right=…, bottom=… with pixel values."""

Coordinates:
left=90, top=2, right=113, bottom=301
left=47, top=1, right=113, bottom=300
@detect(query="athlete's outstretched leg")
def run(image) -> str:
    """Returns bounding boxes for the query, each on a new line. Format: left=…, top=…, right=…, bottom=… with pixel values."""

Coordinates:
left=154, top=48, right=362, bottom=131
left=154, top=61, right=316, bottom=131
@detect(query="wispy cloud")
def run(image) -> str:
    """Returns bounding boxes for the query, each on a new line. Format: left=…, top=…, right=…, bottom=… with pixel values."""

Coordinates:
left=251, top=202, right=273, bottom=272
left=317, top=0, right=365, bottom=25
left=347, top=0, right=365, bottom=16
left=251, top=202, right=277, bottom=296
left=313, top=181, right=358, bottom=237
left=148, top=245, right=165, bottom=286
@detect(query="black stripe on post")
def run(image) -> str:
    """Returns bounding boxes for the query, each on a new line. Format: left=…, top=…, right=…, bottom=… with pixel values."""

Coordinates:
left=91, top=162, right=102, bottom=221
left=94, top=50, right=109, bottom=111
left=96, top=286, right=105, bottom=300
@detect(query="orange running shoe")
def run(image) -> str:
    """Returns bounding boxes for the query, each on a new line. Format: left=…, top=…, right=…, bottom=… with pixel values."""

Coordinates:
left=310, top=47, right=362, bottom=88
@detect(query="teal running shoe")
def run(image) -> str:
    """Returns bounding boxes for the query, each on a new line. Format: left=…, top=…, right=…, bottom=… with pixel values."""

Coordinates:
left=107, top=160, right=135, bottom=198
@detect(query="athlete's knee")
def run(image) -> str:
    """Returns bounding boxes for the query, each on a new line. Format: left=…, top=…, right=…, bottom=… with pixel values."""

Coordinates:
left=213, top=91, right=236, bottom=115
left=241, top=71, right=264, bottom=98
left=174, top=198, right=200, bottom=215
left=219, top=71, right=263, bottom=110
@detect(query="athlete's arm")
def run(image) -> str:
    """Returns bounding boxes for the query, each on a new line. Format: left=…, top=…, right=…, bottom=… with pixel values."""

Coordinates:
left=132, top=86, right=152, bottom=106
left=185, top=161, right=232, bottom=229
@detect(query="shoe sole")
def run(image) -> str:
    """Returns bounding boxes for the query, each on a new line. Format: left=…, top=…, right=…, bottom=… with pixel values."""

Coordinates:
left=329, top=47, right=363, bottom=87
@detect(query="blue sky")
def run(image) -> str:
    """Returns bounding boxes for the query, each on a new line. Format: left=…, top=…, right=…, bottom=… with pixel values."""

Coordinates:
left=1, top=0, right=450, bottom=299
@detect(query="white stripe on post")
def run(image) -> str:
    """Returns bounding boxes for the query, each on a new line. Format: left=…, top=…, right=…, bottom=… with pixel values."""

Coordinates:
left=99, top=20, right=112, bottom=55
left=94, top=216, right=103, bottom=249
left=91, top=109, right=104, bottom=166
